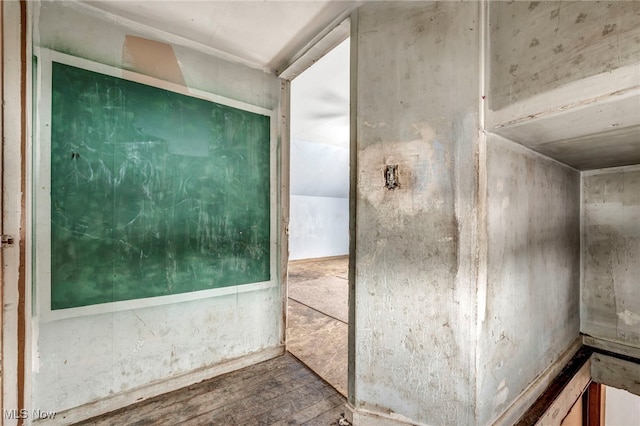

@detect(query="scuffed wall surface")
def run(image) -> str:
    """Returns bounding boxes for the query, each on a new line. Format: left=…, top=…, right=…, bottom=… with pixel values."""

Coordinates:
left=354, top=2, right=478, bottom=424
left=489, top=1, right=640, bottom=110
left=36, top=290, right=281, bottom=411
left=33, top=1, right=282, bottom=413
left=582, top=166, right=640, bottom=349
left=478, top=135, right=580, bottom=425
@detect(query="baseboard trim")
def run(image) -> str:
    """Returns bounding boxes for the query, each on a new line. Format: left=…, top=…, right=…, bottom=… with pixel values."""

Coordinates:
left=590, top=352, right=640, bottom=396
left=530, top=355, right=591, bottom=425
left=345, top=403, right=427, bottom=426
left=583, top=335, right=640, bottom=360
left=288, top=254, right=349, bottom=264
left=493, top=337, right=582, bottom=425
left=44, top=345, right=285, bottom=425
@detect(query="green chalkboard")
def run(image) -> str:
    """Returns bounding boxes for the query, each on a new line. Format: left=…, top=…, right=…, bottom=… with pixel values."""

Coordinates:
left=49, top=61, right=271, bottom=310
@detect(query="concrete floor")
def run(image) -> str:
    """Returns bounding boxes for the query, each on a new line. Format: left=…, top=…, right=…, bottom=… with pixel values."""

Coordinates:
left=287, top=256, right=349, bottom=397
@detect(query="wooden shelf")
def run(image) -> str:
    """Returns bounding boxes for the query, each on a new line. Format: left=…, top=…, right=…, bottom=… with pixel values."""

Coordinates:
left=486, top=64, right=640, bottom=170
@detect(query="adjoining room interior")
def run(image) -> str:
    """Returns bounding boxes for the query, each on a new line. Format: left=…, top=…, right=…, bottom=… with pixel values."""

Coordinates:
left=2, top=1, right=640, bottom=425
left=603, top=385, right=640, bottom=425
left=287, top=38, right=350, bottom=396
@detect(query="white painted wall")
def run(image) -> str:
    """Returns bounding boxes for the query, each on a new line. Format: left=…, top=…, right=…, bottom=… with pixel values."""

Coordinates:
left=289, top=139, right=349, bottom=260
left=32, top=1, right=283, bottom=416
left=606, top=386, right=640, bottom=426
left=289, top=195, right=348, bottom=260
left=290, top=140, right=349, bottom=199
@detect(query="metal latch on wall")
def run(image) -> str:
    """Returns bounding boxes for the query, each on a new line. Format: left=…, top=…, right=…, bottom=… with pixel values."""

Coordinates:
left=0, top=235, right=15, bottom=248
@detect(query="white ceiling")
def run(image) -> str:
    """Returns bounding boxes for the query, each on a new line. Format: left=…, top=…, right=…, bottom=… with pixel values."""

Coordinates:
left=84, top=0, right=355, bottom=72
left=83, top=1, right=353, bottom=156
left=82, top=1, right=638, bottom=171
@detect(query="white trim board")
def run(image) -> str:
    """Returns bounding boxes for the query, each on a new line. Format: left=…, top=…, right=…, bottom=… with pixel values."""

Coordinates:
left=581, top=163, right=640, bottom=177
left=485, top=63, right=640, bottom=171
left=277, top=16, right=351, bottom=81
left=591, top=352, right=640, bottom=397
left=532, top=357, right=591, bottom=426
left=486, top=63, right=640, bottom=131
left=583, top=336, right=640, bottom=361
left=33, top=48, right=278, bottom=322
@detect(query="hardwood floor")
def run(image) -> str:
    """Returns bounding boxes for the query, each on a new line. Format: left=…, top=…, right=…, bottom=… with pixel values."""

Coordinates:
left=75, top=353, right=347, bottom=425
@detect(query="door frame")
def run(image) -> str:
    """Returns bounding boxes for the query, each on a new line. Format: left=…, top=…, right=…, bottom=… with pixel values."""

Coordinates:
left=2, top=1, right=29, bottom=422
left=276, top=12, right=354, bottom=401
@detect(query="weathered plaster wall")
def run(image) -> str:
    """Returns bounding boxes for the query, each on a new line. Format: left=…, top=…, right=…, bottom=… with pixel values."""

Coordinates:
left=36, top=291, right=281, bottom=412
left=582, top=166, right=640, bottom=349
left=32, top=1, right=282, bottom=413
left=489, top=1, right=640, bottom=110
left=478, top=134, right=581, bottom=425
left=353, top=3, right=478, bottom=424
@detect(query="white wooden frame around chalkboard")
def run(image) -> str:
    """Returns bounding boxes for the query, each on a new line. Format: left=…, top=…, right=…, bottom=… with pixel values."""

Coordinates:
left=34, top=48, right=278, bottom=322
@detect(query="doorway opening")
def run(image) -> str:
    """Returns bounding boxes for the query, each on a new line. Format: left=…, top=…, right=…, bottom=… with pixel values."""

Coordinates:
left=286, top=37, right=350, bottom=396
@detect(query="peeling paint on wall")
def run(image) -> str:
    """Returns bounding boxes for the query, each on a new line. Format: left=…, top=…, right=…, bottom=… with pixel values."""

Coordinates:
left=122, top=35, right=186, bottom=86
left=358, top=130, right=453, bottom=218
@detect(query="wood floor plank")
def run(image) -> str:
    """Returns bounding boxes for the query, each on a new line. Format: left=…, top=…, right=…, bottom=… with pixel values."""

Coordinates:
left=302, top=403, right=347, bottom=426
left=178, top=368, right=316, bottom=424
left=269, top=394, right=345, bottom=426
left=135, top=364, right=314, bottom=425
left=190, top=370, right=328, bottom=424
left=76, top=353, right=346, bottom=426
left=78, top=354, right=299, bottom=425
left=241, top=382, right=336, bottom=425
